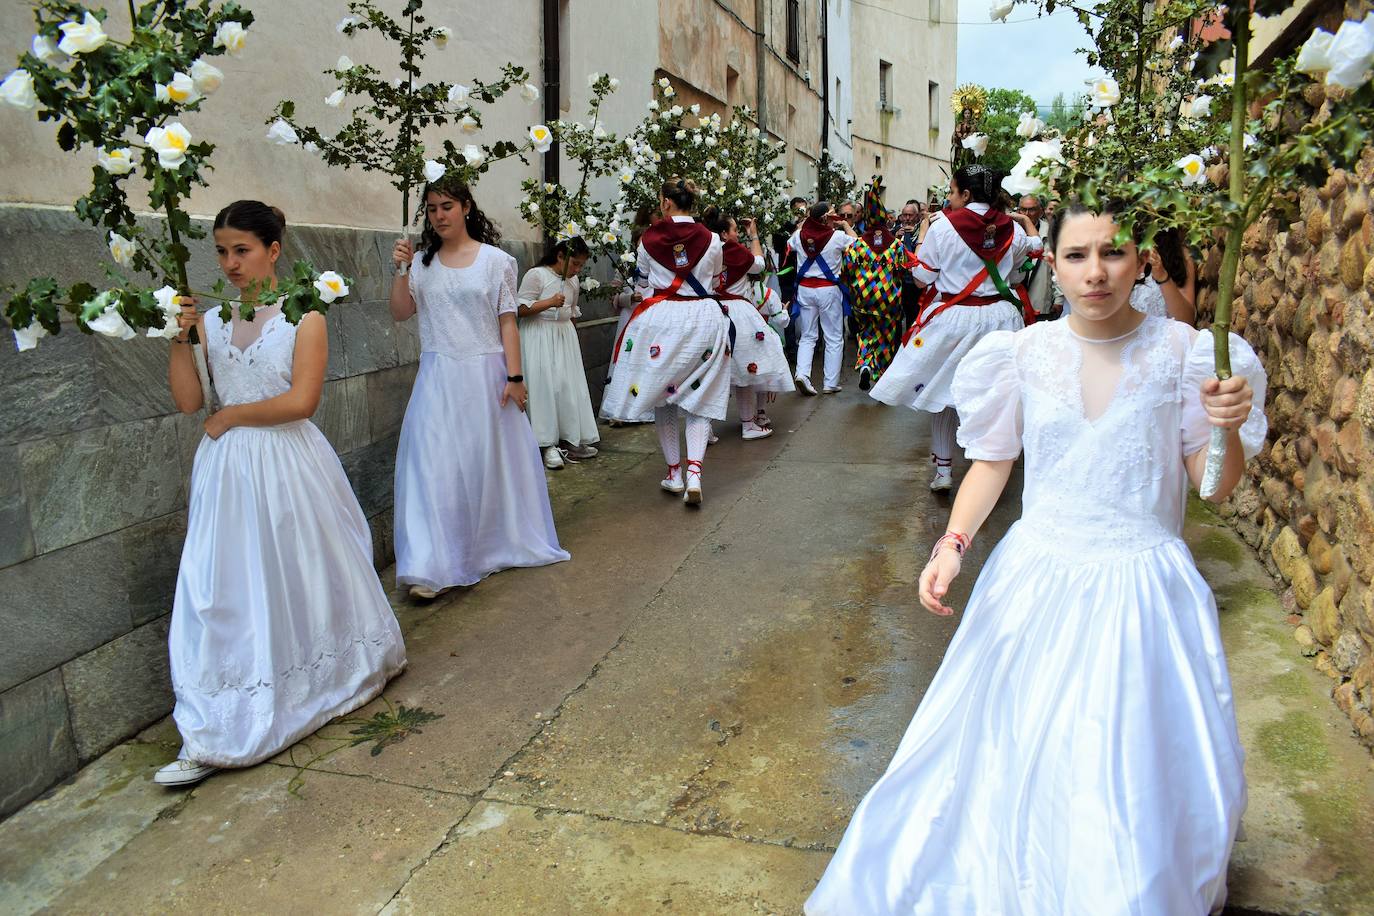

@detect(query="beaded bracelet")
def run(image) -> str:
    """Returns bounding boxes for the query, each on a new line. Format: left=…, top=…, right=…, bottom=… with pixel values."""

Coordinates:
left=929, top=531, right=971, bottom=563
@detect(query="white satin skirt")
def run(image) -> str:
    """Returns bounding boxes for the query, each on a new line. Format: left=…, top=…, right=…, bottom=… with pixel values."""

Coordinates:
left=394, top=351, right=569, bottom=590
left=870, top=300, right=1023, bottom=413
left=723, top=298, right=794, bottom=392
left=806, top=522, right=1245, bottom=915
left=170, top=421, right=407, bottom=768
left=599, top=298, right=732, bottom=422
left=518, top=317, right=600, bottom=448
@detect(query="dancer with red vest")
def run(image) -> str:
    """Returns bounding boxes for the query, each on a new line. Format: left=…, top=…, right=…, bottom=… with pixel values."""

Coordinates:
left=787, top=201, right=858, bottom=395
left=871, top=165, right=1041, bottom=491
left=702, top=208, right=794, bottom=440
left=600, top=178, right=732, bottom=505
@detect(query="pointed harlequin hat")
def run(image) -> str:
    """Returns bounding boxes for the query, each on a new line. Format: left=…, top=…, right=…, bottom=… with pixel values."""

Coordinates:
left=860, top=176, right=888, bottom=234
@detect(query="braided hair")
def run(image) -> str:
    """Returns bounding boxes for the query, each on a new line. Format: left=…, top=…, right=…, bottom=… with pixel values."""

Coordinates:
left=952, top=165, right=1004, bottom=207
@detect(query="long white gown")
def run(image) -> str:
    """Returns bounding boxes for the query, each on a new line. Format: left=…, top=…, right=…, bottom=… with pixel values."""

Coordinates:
left=516, top=266, right=600, bottom=449
left=395, top=245, right=570, bottom=591
left=807, top=315, right=1268, bottom=916
left=169, top=308, right=407, bottom=768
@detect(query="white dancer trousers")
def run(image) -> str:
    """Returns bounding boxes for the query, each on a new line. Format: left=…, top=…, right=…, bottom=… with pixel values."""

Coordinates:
left=795, top=284, right=845, bottom=389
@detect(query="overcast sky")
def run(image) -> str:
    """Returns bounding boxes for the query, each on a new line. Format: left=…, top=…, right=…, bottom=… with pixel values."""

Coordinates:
left=955, top=0, right=1101, bottom=111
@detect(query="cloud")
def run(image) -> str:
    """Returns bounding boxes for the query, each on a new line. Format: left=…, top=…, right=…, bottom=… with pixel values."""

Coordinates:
left=956, top=0, right=1102, bottom=110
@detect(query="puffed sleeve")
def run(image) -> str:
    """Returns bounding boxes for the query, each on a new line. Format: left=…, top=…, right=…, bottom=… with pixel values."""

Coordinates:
left=495, top=250, right=519, bottom=316
left=516, top=267, right=543, bottom=308
left=951, top=330, right=1023, bottom=461
left=1181, top=329, right=1269, bottom=459
left=750, top=255, right=766, bottom=276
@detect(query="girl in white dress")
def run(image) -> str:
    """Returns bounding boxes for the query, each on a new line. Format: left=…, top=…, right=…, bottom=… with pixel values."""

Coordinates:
left=806, top=203, right=1267, bottom=915
left=871, top=166, right=1041, bottom=491
left=600, top=179, right=731, bottom=505
left=516, top=237, right=600, bottom=470
left=157, top=201, right=407, bottom=787
left=1131, top=227, right=1198, bottom=322
left=390, top=178, right=569, bottom=600
left=702, top=209, right=793, bottom=440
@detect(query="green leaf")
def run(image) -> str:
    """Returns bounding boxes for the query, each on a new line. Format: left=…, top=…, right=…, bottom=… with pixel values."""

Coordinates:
left=57, top=122, right=77, bottom=152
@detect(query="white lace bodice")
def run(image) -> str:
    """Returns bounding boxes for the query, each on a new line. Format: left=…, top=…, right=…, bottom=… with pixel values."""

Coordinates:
left=1130, top=277, right=1168, bottom=318
left=408, top=244, right=519, bottom=360
left=204, top=307, right=297, bottom=407
left=953, top=316, right=1268, bottom=560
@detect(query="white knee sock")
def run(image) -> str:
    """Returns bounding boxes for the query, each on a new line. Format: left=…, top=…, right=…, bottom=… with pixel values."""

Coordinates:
left=684, top=412, right=711, bottom=468
left=656, top=405, right=681, bottom=468
left=931, top=407, right=957, bottom=467
left=736, top=387, right=759, bottom=423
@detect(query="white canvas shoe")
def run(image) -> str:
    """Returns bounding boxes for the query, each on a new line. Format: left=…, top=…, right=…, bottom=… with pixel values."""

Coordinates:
left=683, top=460, right=703, bottom=506
left=565, top=443, right=598, bottom=459
left=795, top=374, right=817, bottom=396
left=823, top=384, right=843, bottom=394
left=408, top=584, right=438, bottom=600
left=543, top=446, right=565, bottom=469
left=742, top=420, right=773, bottom=441
left=661, top=463, right=685, bottom=494
left=154, top=758, right=219, bottom=787
left=930, top=466, right=953, bottom=492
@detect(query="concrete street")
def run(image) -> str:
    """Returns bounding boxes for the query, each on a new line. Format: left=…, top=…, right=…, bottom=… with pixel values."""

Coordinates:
left=2, top=382, right=1372, bottom=915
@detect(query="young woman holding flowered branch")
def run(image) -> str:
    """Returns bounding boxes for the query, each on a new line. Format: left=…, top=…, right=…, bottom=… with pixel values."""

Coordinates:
left=517, top=237, right=601, bottom=470
left=870, top=165, right=1040, bottom=492
left=807, top=202, right=1266, bottom=916
left=600, top=178, right=731, bottom=505
left=158, top=200, right=406, bottom=788
left=390, top=177, right=568, bottom=600
left=702, top=208, right=793, bottom=441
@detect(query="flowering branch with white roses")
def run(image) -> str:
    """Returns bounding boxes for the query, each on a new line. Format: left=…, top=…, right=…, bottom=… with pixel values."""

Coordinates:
left=517, top=72, right=628, bottom=290
left=998, top=0, right=1374, bottom=494
left=1, top=2, right=347, bottom=358
left=268, top=0, right=546, bottom=249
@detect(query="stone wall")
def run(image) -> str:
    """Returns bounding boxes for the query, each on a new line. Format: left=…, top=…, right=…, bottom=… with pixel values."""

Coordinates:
left=0, top=205, right=614, bottom=818
left=1201, top=132, right=1374, bottom=751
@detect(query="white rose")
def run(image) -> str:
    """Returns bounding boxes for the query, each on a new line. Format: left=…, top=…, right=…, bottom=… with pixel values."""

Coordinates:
left=584, top=214, right=600, bottom=229
left=609, top=77, right=620, bottom=90
left=337, top=55, right=355, bottom=71
left=1296, top=28, right=1335, bottom=75
left=1180, top=94, right=1212, bottom=118
left=432, top=26, right=452, bottom=48
left=156, top=72, right=201, bottom=106
left=989, top=0, right=1015, bottom=22
left=213, top=20, right=247, bottom=57
left=304, top=141, right=321, bottom=154
left=581, top=277, right=601, bottom=291
left=1176, top=154, right=1207, bottom=186
left=87, top=296, right=135, bottom=340
left=658, top=77, right=671, bottom=89
left=587, top=72, right=602, bottom=87
left=647, top=100, right=659, bottom=111
left=459, top=114, right=479, bottom=134
left=1015, top=112, right=1044, bottom=138
left=147, top=313, right=181, bottom=340
left=146, top=122, right=193, bottom=167
left=423, top=159, right=445, bottom=183
left=462, top=144, right=485, bottom=166
left=337, top=16, right=360, bottom=33
left=0, top=70, right=37, bottom=110
left=1169, top=35, right=1185, bottom=51
left=521, top=82, right=541, bottom=103
left=663, top=86, right=676, bottom=98
left=529, top=124, right=554, bottom=153
left=147, top=286, right=182, bottom=340
left=690, top=103, right=701, bottom=114
left=620, top=251, right=636, bottom=264
left=325, top=88, right=345, bottom=107
left=545, top=183, right=556, bottom=193
left=265, top=118, right=298, bottom=146
left=619, top=170, right=634, bottom=184
left=558, top=221, right=580, bottom=241
left=602, top=230, right=618, bottom=244
left=675, top=129, right=687, bottom=140
left=1244, top=132, right=1257, bottom=149
left=58, top=12, right=108, bottom=55
left=97, top=146, right=135, bottom=175
left=690, top=135, right=702, bottom=147
left=1089, top=76, right=1121, bottom=108
left=1200, top=145, right=1219, bottom=160
left=448, top=83, right=471, bottom=104
left=31, top=34, right=69, bottom=67
left=670, top=105, right=683, bottom=116
left=314, top=271, right=349, bottom=303
left=108, top=231, right=135, bottom=267
left=1325, top=16, right=1374, bottom=89
left=665, top=150, right=676, bottom=159
left=704, top=135, right=717, bottom=147
left=12, top=319, right=49, bottom=352
left=659, top=110, right=672, bottom=121
left=704, top=159, right=717, bottom=171
left=961, top=132, right=989, bottom=157
left=190, top=59, right=223, bottom=94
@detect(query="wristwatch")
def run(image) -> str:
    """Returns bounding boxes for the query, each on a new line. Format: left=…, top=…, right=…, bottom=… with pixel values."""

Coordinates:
left=507, top=374, right=524, bottom=383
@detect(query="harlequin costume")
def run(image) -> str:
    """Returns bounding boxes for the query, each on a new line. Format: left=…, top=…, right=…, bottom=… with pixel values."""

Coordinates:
left=843, top=180, right=907, bottom=390
left=787, top=214, right=856, bottom=393
left=599, top=215, right=731, bottom=504
left=716, top=238, right=793, bottom=439
left=870, top=172, right=1041, bottom=490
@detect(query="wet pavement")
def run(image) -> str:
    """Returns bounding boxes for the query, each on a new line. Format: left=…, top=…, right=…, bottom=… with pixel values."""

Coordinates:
left=2, top=376, right=1372, bottom=915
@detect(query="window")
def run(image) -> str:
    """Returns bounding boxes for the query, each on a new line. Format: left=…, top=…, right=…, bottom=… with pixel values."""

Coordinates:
left=929, top=0, right=940, bottom=24
left=879, top=60, right=893, bottom=111
left=875, top=154, right=882, bottom=169
left=928, top=81, right=940, bottom=133
left=727, top=66, right=741, bottom=107
left=787, top=0, right=801, bottom=62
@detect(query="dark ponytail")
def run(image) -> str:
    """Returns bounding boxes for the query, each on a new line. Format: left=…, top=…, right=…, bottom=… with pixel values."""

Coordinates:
left=952, top=166, right=1004, bottom=207
left=660, top=177, right=699, bottom=212
left=418, top=175, right=501, bottom=267
left=700, top=206, right=732, bottom=235
left=808, top=201, right=832, bottom=222
left=213, top=200, right=286, bottom=248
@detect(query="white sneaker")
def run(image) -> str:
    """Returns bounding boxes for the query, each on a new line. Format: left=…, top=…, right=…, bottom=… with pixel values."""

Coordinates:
left=823, top=385, right=843, bottom=394
left=794, top=374, right=817, bottom=396
left=683, top=461, right=703, bottom=506
left=408, top=584, right=438, bottom=600
left=565, top=444, right=598, bottom=460
left=661, top=464, right=685, bottom=494
left=929, top=467, right=953, bottom=492
left=154, top=758, right=219, bottom=787
left=543, top=446, right=565, bottom=469
left=858, top=366, right=872, bottom=391
left=742, top=420, right=773, bottom=440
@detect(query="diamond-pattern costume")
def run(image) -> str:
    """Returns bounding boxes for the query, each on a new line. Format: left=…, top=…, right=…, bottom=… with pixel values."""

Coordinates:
left=842, top=232, right=906, bottom=380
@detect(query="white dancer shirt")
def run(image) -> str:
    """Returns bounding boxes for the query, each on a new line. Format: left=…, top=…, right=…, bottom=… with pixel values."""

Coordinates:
left=912, top=203, right=1041, bottom=297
